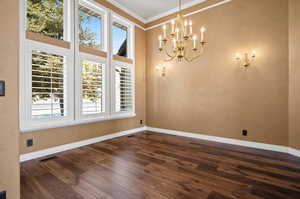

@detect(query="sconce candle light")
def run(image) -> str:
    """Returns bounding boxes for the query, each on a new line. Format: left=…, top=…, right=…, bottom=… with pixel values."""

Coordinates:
left=156, top=65, right=166, bottom=76
left=235, top=50, right=256, bottom=67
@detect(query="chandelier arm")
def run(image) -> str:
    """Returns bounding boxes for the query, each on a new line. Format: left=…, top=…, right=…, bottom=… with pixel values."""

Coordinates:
left=164, top=55, right=177, bottom=62
left=184, top=47, right=205, bottom=62
left=185, top=53, right=203, bottom=62
left=163, top=45, right=177, bottom=58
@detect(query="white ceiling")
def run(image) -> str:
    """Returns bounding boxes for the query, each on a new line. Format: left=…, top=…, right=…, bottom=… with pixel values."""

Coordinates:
left=108, top=0, right=207, bottom=23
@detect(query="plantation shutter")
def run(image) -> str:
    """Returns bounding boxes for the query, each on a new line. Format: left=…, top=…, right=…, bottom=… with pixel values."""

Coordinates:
left=31, top=50, right=67, bottom=119
left=81, top=60, right=104, bottom=115
left=114, top=64, right=133, bottom=112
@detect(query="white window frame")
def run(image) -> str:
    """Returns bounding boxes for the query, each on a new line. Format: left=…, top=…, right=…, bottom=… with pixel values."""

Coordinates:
left=111, top=14, right=133, bottom=59
left=20, top=0, right=136, bottom=132
left=76, top=53, right=108, bottom=122
left=110, top=60, right=135, bottom=119
left=78, top=0, right=107, bottom=51
left=110, top=13, right=135, bottom=119
left=21, top=41, right=75, bottom=131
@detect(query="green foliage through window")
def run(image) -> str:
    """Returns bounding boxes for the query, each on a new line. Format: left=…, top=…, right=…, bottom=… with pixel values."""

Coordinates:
left=81, top=60, right=103, bottom=115
left=27, top=0, right=64, bottom=40
left=79, top=5, right=102, bottom=50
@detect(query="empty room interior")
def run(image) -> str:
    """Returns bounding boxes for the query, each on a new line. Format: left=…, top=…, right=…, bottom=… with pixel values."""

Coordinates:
left=1, top=0, right=300, bottom=198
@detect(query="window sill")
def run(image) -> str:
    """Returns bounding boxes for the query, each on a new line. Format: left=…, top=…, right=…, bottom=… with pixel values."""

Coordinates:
left=20, top=113, right=136, bottom=133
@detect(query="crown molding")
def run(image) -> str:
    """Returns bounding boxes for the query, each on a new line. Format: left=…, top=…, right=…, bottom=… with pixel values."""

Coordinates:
left=145, top=0, right=232, bottom=30
left=145, top=0, right=207, bottom=23
left=107, top=0, right=148, bottom=23
left=106, top=0, right=209, bottom=24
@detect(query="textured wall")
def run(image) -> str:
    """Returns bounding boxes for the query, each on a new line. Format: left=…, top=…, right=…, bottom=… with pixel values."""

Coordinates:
left=0, top=0, right=20, bottom=198
left=146, top=0, right=289, bottom=146
left=289, top=0, right=300, bottom=150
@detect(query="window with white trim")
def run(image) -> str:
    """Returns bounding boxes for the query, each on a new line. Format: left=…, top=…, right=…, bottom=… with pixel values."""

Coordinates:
left=78, top=56, right=107, bottom=119
left=21, top=0, right=135, bottom=132
left=26, top=0, right=65, bottom=40
left=79, top=0, right=105, bottom=50
left=113, top=62, right=133, bottom=113
left=31, top=50, right=67, bottom=119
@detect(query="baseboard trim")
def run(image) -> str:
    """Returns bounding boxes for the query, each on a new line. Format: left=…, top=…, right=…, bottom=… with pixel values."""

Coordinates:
left=20, top=127, right=147, bottom=162
left=20, top=126, right=300, bottom=162
left=146, top=126, right=300, bottom=157
left=288, top=148, right=300, bottom=157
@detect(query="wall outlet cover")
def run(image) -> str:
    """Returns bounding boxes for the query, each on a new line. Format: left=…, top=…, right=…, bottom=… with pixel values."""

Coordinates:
left=0, top=191, right=6, bottom=199
left=27, top=139, right=33, bottom=147
left=0, top=81, right=5, bottom=97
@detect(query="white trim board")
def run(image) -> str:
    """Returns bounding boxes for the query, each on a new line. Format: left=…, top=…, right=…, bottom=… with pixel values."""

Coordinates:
left=20, top=126, right=300, bottom=162
left=106, top=0, right=233, bottom=31
left=20, top=126, right=147, bottom=162
left=146, top=126, right=300, bottom=158
left=145, top=0, right=232, bottom=30
left=145, top=0, right=207, bottom=23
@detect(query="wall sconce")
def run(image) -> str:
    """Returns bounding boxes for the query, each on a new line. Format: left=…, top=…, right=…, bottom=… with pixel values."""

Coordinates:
left=235, top=50, right=256, bottom=67
left=156, top=65, right=166, bottom=76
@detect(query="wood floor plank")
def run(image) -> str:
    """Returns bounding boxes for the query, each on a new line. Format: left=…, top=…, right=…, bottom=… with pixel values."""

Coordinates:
left=21, top=131, right=300, bottom=199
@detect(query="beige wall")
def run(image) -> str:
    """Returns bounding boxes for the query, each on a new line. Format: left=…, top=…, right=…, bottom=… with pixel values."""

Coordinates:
left=20, top=27, right=146, bottom=154
left=146, top=0, right=289, bottom=146
left=0, top=0, right=20, bottom=198
left=289, top=0, right=300, bottom=150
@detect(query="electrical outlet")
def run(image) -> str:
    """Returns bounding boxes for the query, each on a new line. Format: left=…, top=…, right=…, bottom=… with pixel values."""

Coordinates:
left=0, top=81, right=5, bottom=97
left=140, top=120, right=143, bottom=125
left=242, top=130, right=248, bottom=136
left=0, top=191, right=6, bottom=199
left=27, top=139, right=33, bottom=147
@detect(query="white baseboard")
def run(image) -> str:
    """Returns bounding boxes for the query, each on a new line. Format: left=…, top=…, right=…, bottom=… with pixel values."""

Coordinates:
left=288, top=148, right=300, bottom=157
left=20, top=126, right=300, bottom=162
left=20, top=126, right=147, bottom=162
left=146, top=126, right=300, bottom=157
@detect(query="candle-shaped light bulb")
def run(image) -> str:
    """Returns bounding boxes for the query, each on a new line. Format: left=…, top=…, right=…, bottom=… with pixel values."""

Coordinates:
left=184, top=20, right=188, bottom=35
left=175, top=28, right=179, bottom=40
left=192, top=35, right=197, bottom=49
left=171, top=20, right=175, bottom=33
left=200, top=27, right=206, bottom=42
left=173, top=39, right=177, bottom=49
left=162, top=24, right=167, bottom=38
left=158, top=35, right=162, bottom=48
left=189, top=20, right=193, bottom=35
left=251, top=50, right=256, bottom=58
left=235, top=52, right=241, bottom=60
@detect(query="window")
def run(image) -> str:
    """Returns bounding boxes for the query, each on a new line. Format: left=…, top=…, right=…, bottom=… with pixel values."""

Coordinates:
left=26, top=0, right=64, bottom=40
left=21, top=0, right=135, bottom=132
left=79, top=3, right=103, bottom=50
left=114, top=64, right=133, bottom=113
left=112, top=22, right=128, bottom=57
left=80, top=59, right=105, bottom=116
left=31, top=50, right=67, bottom=119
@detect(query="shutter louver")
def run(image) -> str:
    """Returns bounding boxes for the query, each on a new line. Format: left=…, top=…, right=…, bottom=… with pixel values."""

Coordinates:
left=31, top=50, right=67, bottom=119
left=81, top=60, right=104, bottom=115
left=115, top=65, right=132, bottom=112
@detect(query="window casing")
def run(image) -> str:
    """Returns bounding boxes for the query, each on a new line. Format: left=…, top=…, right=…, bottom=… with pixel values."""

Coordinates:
left=20, top=0, right=135, bottom=132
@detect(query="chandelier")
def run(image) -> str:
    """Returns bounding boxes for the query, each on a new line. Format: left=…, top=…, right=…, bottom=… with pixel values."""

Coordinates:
left=158, top=0, right=207, bottom=62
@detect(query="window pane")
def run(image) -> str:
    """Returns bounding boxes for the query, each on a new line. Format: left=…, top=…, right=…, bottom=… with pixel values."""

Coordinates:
left=112, top=22, right=128, bottom=57
left=27, top=0, right=64, bottom=40
left=31, top=50, right=67, bottom=119
left=81, top=60, right=104, bottom=115
left=79, top=5, right=102, bottom=50
left=115, top=65, right=132, bottom=112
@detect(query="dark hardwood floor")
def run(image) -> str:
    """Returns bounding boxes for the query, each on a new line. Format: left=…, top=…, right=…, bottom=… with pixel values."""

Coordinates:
left=21, top=131, right=300, bottom=199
